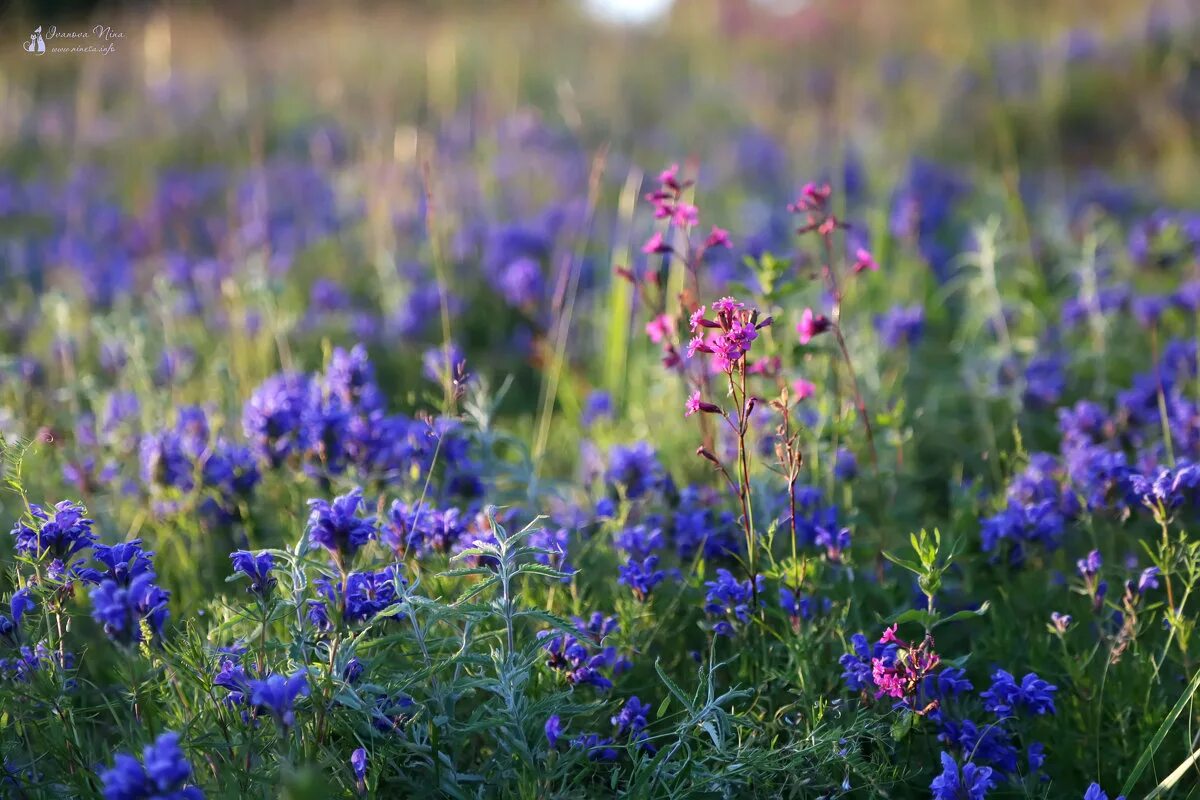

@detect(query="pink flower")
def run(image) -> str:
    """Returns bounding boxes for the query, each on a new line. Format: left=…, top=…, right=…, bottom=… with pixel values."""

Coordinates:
left=645, top=313, right=675, bottom=344
left=713, top=296, right=743, bottom=316
left=792, top=378, right=816, bottom=401
left=871, top=658, right=907, bottom=699
left=704, top=226, right=731, bottom=249
left=796, top=308, right=831, bottom=345
left=852, top=247, right=878, bottom=273
left=689, top=306, right=707, bottom=332
left=686, top=335, right=712, bottom=359
left=672, top=203, right=699, bottom=226
left=642, top=232, right=672, bottom=255
left=879, top=625, right=902, bottom=646
left=658, top=163, right=682, bottom=190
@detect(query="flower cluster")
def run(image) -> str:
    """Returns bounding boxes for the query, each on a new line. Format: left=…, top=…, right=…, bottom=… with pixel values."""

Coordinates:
left=686, top=296, right=773, bottom=373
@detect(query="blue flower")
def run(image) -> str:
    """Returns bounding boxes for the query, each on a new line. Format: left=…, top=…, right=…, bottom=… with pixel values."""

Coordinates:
left=89, top=574, right=170, bottom=645
left=703, top=569, right=763, bottom=636
left=545, top=714, right=563, bottom=747
left=569, top=733, right=619, bottom=762
left=248, top=671, right=309, bottom=728
left=99, top=731, right=204, bottom=800
left=10, top=589, right=34, bottom=630
left=1083, top=784, right=1125, bottom=800
left=306, top=489, right=376, bottom=560
left=605, top=442, right=666, bottom=500
left=618, top=556, right=666, bottom=601
left=229, top=551, right=276, bottom=597
left=87, top=540, right=157, bottom=586
left=242, top=372, right=315, bottom=468
left=10, top=501, right=95, bottom=564
left=839, top=633, right=896, bottom=693
left=875, top=304, right=925, bottom=348
left=980, top=669, right=1057, bottom=717
left=350, top=747, right=368, bottom=782
left=930, top=751, right=994, bottom=800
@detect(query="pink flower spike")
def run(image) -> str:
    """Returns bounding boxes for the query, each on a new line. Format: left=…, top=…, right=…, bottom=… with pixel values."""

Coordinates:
left=852, top=247, right=878, bottom=273
left=792, top=378, right=816, bottom=401
left=713, top=296, right=743, bottom=316
left=672, top=203, right=699, bottom=226
left=642, top=232, right=672, bottom=255
left=704, top=226, right=731, bottom=249
left=685, top=391, right=701, bottom=417
left=658, top=163, right=681, bottom=189
left=796, top=308, right=831, bottom=345
left=645, top=313, right=675, bottom=344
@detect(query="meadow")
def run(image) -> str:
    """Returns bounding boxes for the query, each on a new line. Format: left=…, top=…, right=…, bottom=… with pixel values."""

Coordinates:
left=2, top=0, right=1200, bottom=796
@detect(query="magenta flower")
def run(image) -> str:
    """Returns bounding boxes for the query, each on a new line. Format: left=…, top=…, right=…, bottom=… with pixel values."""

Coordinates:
left=852, top=248, right=878, bottom=273
left=792, top=378, right=816, bottom=401
left=642, top=231, right=671, bottom=255
left=645, top=314, right=675, bottom=344
left=797, top=308, right=831, bottom=345
left=672, top=203, right=699, bottom=226
left=704, top=226, right=731, bottom=249
left=685, top=392, right=701, bottom=417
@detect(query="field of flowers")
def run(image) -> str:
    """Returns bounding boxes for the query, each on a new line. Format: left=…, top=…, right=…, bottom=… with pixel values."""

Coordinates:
left=2, top=0, right=1200, bottom=796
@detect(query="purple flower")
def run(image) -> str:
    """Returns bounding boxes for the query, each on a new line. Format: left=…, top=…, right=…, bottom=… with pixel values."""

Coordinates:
left=350, top=747, right=368, bottom=783
left=99, top=731, right=204, bottom=800
left=229, top=551, right=276, bottom=597
left=248, top=671, right=309, bottom=728
left=89, top=574, right=170, bottom=645
left=10, top=501, right=95, bottom=565
left=242, top=372, right=314, bottom=468
left=704, top=569, right=764, bottom=636
left=930, top=751, right=994, bottom=800
left=306, top=489, right=376, bottom=560
left=1136, top=566, right=1161, bottom=594
left=618, top=556, right=666, bottom=601
left=1083, top=783, right=1125, bottom=800
left=545, top=714, right=563, bottom=747
left=980, top=669, right=1057, bottom=717
left=874, top=305, right=925, bottom=348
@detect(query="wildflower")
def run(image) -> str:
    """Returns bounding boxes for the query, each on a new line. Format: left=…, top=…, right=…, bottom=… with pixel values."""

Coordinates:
left=778, top=587, right=829, bottom=632
left=10, top=501, right=95, bottom=567
left=875, top=305, right=925, bottom=348
left=642, top=231, right=671, bottom=255
left=980, top=670, right=1057, bottom=717
left=852, top=247, right=878, bottom=273
left=539, top=631, right=615, bottom=690
left=343, top=565, right=405, bottom=623
left=834, top=448, right=858, bottom=480
left=306, top=489, right=376, bottom=561
left=99, top=731, right=204, bottom=800
left=703, top=569, right=763, bottom=636
left=242, top=372, right=314, bottom=468
left=214, top=658, right=254, bottom=708
left=618, top=556, right=666, bottom=601
left=1050, top=612, right=1073, bottom=633
left=704, top=226, right=731, bottom=248
left=1083, top=784, right=1125, bottom=800
left=792, top=378, right=816, bottom=401
left=645, top=314, right=674, bottom=344
left=605, top=442, right=666, bottom=500
left=570, top=734, right=619, bottom=762
left=868, top=626, right=941, bottom=709
left=797, top=308, right=831, bottom=345
left=9, top=589, right=34, bottom=631
left=89, top=574, right=170, bottom=645
left=350, top=748, right=367, bottom=790
left=581, top=391, right=613, bottom=427
left=229, top=551, right=276, bottom=597
left=923, top=667, right=974, bottom=699
left=248, top=671, right=309, bottom=728
left=612, top=695, right=656, bottom=753
left=930, top=751, right=995, bottom=800
left=87, top=540, right=157, bottom=586
left=545, top=715, right=563, bottom=748
left=815, top=526, right=851, bottom=562
left=1136, top=566, right=1161, bottom=594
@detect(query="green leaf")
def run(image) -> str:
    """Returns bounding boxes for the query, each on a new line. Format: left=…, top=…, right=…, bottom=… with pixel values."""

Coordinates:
left=655, top=658, right=694, bottom=713
left=932, top=602, right=990, bottom=629
left=1120, top=665, right=1200, bottom=797
left=881, top=551, right=923, bottom=575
